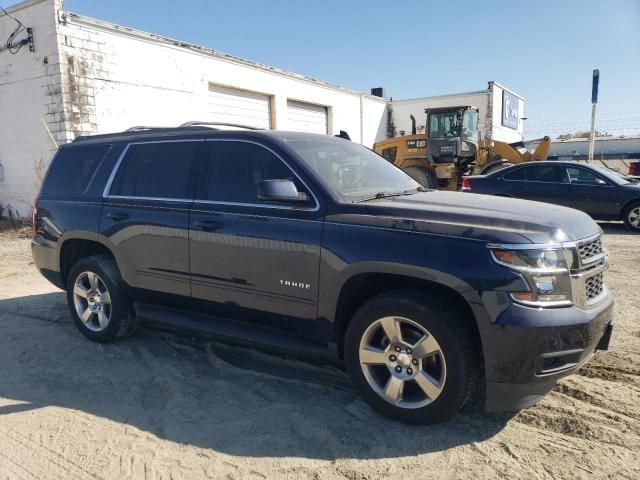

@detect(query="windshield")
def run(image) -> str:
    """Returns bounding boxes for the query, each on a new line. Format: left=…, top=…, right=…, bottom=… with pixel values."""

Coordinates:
left=428, top=111, right=460, bottom=138
left=589, top=165, right=634, bottom=185
left=287, top=140, right=421, bottom=202
left=462, top=109, right=478, bottom=141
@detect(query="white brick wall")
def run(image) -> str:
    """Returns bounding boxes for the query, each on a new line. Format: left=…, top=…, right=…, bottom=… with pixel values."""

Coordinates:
left=0, top=0, right=63, bottom=216
left=57, top=14, right=386, bottom=145
left=1, top=2, right=387, bottom=216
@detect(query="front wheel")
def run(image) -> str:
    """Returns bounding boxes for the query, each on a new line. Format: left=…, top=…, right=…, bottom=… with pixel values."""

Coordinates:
left=403, top=166, right=439, bottom=189
left=344, top=290, right=479, bottom=424
left=623, top=201, right=640, bottom=232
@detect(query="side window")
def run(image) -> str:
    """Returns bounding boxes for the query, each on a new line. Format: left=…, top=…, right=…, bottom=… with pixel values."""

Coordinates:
left=206, top=142, right=305, bottom=204
left=381, top=147, right=397, bottom=163
left=567, top=167, right=604, bottom=185
left=109, top=142, right=199, bottom=199
left=42, top=144, right=111, bottom=195
left=503, top=167, right=528, bottom=181
left=504, top=165, right=569, bottom=183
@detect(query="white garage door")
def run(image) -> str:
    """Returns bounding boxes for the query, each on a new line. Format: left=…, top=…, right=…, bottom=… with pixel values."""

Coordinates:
left=287, top=100, right=328, bottom=134
left=207, top=84, right=271, bottom=129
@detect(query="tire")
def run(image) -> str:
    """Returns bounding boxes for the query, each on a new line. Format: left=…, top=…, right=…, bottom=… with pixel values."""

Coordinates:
left=623, top=201, right=640, bottom=232
left=344, top=290, right=480, bottom=424
left=66, top=254, right=140, bottom=342
left=403, top=166, right=439, bottom=189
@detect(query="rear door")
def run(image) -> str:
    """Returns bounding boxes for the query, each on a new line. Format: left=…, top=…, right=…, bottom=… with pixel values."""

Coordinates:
left=100, top=139, right=204, bottom=305
left=188, top=139, right=324, bottom=335
left=503, top=164, right=572, bottom=206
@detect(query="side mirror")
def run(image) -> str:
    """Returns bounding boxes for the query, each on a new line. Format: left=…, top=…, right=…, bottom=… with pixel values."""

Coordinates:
left=257, top=179, right=310, bottom=203
left=595, top=178, right=608, bottom=186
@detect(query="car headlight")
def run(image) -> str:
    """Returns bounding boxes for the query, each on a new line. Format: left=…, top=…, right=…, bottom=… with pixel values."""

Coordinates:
left=489, top=247, right=573, bottom=307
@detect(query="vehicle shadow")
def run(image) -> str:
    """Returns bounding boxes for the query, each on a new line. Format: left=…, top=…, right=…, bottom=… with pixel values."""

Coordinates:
left=0, top=292, right=512, bottom=460
left=599, top=222, right=635, bottom=236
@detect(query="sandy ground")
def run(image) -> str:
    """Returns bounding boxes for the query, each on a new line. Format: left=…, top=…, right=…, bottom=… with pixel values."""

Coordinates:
left=0, top=224, right=638, bottom=479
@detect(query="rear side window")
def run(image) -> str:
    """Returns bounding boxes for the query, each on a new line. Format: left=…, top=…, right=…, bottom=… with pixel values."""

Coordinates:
left=109, top=142, right=199, bottom=199
left=504, top=165, right=567, bottom=183
left=42, top=144, right=110, bottom=195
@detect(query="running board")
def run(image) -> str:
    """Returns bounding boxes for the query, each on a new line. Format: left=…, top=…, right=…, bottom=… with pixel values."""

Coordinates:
left=134, top=304, right=335, bottom=362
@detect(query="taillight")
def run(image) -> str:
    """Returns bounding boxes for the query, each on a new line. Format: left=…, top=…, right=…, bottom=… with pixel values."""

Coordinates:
left=461, top=178, right=471, bottom=191
left=631, top=163, right=637, bottom=176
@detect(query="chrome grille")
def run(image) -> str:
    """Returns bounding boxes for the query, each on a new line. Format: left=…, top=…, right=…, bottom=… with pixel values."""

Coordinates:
left=585, top=273, right=604, bottom=301
left=578, top=237, right=603, bottom=262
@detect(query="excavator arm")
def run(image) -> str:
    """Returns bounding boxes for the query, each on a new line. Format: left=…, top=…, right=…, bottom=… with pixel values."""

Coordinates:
left=476, top=136, right=551, bottom=174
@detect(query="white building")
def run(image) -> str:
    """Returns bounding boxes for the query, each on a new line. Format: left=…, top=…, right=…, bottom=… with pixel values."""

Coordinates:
left=381, top=82, right=525, bottom=144
left=548, top=135, right=640, bottom=161
left=0, top=0, right=387, bottom=216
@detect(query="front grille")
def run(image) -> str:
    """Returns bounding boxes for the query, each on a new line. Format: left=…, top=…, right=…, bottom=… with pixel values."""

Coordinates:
left=578, top=237, right=603, bottom=262
left=585, top=273, right=604, bottom=300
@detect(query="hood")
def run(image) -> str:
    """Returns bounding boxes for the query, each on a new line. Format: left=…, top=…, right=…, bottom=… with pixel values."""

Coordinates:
left=354, top=191, right=601, bottom=244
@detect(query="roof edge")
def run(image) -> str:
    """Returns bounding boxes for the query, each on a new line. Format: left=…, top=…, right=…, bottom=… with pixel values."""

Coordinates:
left=391, top=87, right=491, bottom=104
left=1, top=0, right=49, bottom=16
left=60, top=11, right=386, bottom=103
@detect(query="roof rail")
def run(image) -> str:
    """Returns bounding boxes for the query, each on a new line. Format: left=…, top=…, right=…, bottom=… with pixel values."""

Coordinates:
left=179, top=121, right=263, bottom=130
left=124, top=126, right=171, bottom=132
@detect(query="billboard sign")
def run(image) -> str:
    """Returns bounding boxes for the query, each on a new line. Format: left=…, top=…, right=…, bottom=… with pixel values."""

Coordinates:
left=501, top=90, right=520, bottom=130
left=592, top=69, right=599, bottom=104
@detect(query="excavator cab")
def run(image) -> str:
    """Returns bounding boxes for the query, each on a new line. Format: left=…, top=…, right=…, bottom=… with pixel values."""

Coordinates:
left=425, top=106, right=479, bottom=176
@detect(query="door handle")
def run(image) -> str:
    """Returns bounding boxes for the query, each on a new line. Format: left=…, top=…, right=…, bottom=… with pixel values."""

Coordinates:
left=194, top=220, right=223, bottom=231
left=107, top=212, right=129, bottom=222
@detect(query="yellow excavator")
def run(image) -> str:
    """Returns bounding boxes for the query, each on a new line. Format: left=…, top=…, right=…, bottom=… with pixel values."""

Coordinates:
left=374, top=106, right=550, bottom=190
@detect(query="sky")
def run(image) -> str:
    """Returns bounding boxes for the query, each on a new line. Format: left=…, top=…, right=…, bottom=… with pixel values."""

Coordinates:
left=4, top=0, right=640, bottom=139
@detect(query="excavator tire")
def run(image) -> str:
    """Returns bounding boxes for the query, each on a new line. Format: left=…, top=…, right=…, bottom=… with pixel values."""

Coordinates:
left=404, top=166, right=439, bottom=189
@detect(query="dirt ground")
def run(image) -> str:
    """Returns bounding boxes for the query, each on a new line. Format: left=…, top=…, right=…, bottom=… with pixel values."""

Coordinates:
left=0, top=223, right=638, bottom=479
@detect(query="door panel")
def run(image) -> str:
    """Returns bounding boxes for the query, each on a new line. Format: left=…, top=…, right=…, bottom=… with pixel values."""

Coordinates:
left=189, top=206, right=322, bottom=321
left=101, top=199, right=192, bottom=299
left=188, top=140, right=324, bottom=333
left=504, top=165, right=572, bottom=206
left=99, top=140, right=202, bottom=303
left=563, top=167, right=619, bottom=218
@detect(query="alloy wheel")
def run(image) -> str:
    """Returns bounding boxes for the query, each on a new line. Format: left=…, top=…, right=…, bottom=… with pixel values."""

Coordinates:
left=73, top=271, right=112, bottom=332
left=358, top=316, right=447, bottom=409
left=628, top=207, right=640, bottom=228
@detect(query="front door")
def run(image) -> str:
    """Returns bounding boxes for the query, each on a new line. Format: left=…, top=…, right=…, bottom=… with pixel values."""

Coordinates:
left=100, top=140, right=204, bottom=305
left=563, top=166, right=620, bottom=219
left=188, top=140, right=324, bottom=335
left=515, top=164, right=572, bottom=205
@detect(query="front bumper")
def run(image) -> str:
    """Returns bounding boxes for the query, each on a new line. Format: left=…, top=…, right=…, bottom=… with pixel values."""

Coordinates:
left=483, top=293, right=614, bottom=412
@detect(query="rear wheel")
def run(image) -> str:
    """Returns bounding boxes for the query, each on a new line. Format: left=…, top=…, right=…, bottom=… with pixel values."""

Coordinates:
left=344, top=290, right=479, bottom=424
left=623, top=201, right=640, bottom=232
left=66, top=255, right=140, bottom=342
left=403, top=166, right=439, bottom=189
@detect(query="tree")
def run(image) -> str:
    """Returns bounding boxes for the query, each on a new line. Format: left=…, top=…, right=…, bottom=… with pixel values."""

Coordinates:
left=386, top=104, right=397, bottom=139
left=556, top=130, right=612, bottom=140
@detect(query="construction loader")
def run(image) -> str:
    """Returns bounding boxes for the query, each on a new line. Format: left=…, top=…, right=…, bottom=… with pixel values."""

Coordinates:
left=374, top=106, right=550, bottom=190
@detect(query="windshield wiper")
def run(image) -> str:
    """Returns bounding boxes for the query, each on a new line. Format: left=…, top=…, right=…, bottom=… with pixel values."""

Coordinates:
left=355, top=187, right=426, bottom=203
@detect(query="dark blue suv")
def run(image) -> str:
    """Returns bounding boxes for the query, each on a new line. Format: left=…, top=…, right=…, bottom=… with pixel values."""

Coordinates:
left=32, top=125, right=614, bottom=424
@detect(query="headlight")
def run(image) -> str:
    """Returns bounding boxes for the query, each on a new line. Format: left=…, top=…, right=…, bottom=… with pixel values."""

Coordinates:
left=490, top=248, right=566, bottom=271
left=489, top=247, right=573, bottom=307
